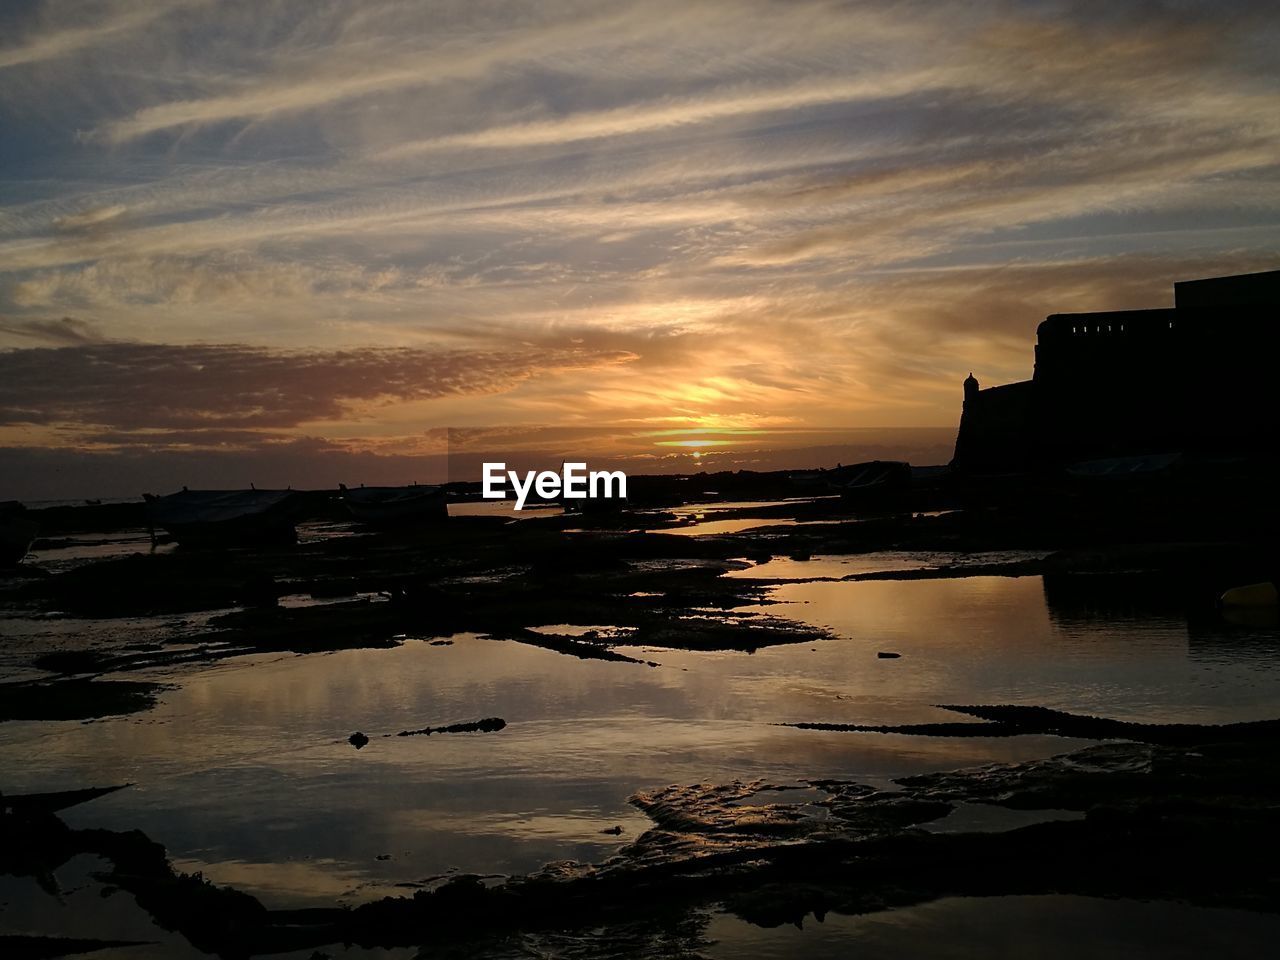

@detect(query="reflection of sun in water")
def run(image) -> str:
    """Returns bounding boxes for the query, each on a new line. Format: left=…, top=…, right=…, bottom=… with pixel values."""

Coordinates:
left=692, top=451, right=702, bottom=460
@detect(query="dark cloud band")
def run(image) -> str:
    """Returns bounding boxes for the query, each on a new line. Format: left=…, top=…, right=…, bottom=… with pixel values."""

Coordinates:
left=0, top=341, right=629, bottom=432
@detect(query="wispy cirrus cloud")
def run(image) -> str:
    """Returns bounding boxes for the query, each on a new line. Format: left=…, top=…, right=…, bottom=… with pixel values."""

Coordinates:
left=376, top=73, right=948, bottom=159
left=0, top=341, right=633, bottom=434
left=0, top=0, right=204, bottom=70
left=86, top=1, right=667, bottom=144
left=0, top=314, right=104, bottom=346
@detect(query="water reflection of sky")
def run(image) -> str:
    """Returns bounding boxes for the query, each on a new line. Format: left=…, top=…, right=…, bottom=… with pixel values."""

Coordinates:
left=449, top=499, right=563, bottom=520
left=647, top=497, right=829, bottom=536
left=658, top=516, right=804, bottom=536
left=750, top=577, right=1280, bottom=723
left=1, top=571, right=1278, bottom=915
left=725, top=550, right=1045, bottom=579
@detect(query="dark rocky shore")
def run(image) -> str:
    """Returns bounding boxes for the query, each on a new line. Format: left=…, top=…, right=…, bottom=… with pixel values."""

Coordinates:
left=4, top=713, right=1278, bottom=958
left=3, top=472, right=1280, bottom=957
left=6, top=468, right=1278, bottom=722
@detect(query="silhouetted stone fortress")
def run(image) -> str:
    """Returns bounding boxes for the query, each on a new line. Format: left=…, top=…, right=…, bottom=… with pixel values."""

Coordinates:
left=953, top=269, right=1280, bottom=473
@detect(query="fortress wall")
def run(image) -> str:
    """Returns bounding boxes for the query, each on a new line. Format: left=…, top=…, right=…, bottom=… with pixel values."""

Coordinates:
left=951, top=270, right=1279, bottom=472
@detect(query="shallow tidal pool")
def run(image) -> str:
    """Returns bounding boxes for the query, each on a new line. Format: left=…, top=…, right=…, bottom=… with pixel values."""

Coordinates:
left=3, top=565, right=1279, bottom=954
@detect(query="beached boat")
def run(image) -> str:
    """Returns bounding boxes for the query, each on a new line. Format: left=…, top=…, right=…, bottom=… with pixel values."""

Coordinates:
left=560, top=497, right=626, bottom=517
left=0, top=501, right=38, bottom=565
left=829, top=460, right=912, bottom=502
left=1220, top=581, right=1278, bottom=608
left=144, top=488, right=306, bottom=546
left=1066, top=452, right=1183, bottom=479
left=340, top=483, right=447, bottom=524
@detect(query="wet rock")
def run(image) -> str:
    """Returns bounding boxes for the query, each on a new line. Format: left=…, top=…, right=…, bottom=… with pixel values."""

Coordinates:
left=825, top=794, right=953, bottom=830
left=24, top=553, right=263, bottom=616
left=207, top=603, right=403, bottom=655
left=629, top=780, right=825, bottom=840
left=896, top=742, right=1160, bottom=810
left=11, top=509, right=847, bottom=690
left=241, top=575, right=280, bottom=608
left=639, top=615, right=830, bottom=653
left=308, top=580, right=359, bottom=599
left=0, top=678, right=161, bottom=722
left=348, top=731, right=369, bottom=749
left=511, top=629, right=648, bottom=663
left=2, top=785, right=131, bottom=821
left=783, top=704, right=1280, bottom=746
left=9, top=725, right=1280, bottom=957
left=0, top=935, right=156, bottom=958
left=600, top=826, right=624, bottom=835
left=396, top=717, right=506, bottom=737
left=877, top=651, right=901, bottom=659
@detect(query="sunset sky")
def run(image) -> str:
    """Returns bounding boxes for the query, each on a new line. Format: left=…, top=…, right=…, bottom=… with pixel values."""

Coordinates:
left=2, top=0, right=1278, bottom=498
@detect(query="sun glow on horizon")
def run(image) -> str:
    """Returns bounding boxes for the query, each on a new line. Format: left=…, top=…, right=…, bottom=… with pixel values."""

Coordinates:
left=653, top=439, right=739, bottom=448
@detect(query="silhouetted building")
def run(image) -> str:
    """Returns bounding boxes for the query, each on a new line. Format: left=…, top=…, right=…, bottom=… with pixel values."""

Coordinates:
left=953, top=269, right=1280, bottom=472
